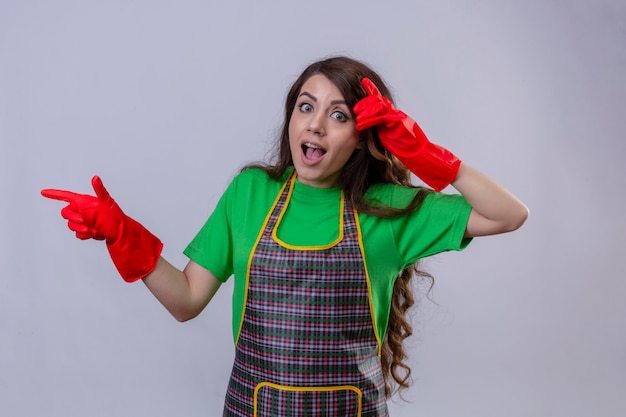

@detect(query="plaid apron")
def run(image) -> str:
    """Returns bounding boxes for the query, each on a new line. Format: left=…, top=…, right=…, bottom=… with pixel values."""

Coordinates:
left=223, top=175, right=388, bottom=417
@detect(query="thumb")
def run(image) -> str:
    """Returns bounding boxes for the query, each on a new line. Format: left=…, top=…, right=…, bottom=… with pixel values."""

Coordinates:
left=91, top=176, right=111, bottom=201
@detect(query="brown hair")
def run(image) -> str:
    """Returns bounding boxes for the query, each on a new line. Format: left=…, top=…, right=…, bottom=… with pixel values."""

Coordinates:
left=244, top=55, right=433, bottom=397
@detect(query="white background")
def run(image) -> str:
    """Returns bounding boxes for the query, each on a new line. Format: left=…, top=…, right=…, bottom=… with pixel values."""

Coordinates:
left=1, top=1, right=625, bottom=416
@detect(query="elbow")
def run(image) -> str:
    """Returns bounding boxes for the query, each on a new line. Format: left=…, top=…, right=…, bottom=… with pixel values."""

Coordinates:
left=505, top=203, right=530, bottom=232
left=467, top=203, right=529, bottom=237
left=174, top=314, right=194, bottom=323
left=171, top=308, right=201, bottom=323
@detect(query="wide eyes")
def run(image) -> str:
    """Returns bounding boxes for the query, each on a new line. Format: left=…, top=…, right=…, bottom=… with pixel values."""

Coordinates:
left=297, top=102, right=349, bottom=123
left=331, top=111, right=348, bottom=122
left=298, top=102, right=314, bottom=113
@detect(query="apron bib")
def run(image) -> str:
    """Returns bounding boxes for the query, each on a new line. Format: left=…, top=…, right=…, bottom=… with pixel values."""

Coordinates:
left=223, top=175, right=388, bottom=417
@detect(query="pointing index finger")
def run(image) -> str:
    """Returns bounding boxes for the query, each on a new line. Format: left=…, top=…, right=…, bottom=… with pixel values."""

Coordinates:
left=41, top=188, right=81, bottom=203
left=361, top=77, right=381, bottom=97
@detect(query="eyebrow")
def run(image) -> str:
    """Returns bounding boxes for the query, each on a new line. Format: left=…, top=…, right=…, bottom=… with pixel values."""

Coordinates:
left=299, top=91, right=347, bottom=106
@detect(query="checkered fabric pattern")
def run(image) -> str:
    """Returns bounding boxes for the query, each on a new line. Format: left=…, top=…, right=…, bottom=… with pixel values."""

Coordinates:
left=223, top=176, right=388, bottom=416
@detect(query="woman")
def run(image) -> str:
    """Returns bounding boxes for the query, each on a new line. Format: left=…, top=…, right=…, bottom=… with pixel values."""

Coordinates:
left=42, top=56, right=528, bottom=416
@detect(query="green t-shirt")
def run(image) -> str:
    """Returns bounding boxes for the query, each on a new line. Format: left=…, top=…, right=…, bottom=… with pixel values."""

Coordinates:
left=184, top=168, right=472, bottom=344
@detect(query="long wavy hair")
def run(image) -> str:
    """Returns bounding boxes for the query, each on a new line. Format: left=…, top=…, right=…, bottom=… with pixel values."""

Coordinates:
left=244, top=56, right=433, bottom=397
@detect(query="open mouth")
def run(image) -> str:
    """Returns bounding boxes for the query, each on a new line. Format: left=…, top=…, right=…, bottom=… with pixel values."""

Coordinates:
left=302, top=142, right=327, bottom=161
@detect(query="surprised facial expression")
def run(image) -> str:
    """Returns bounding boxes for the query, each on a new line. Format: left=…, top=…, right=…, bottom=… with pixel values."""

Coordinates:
left=288, top=74, right=361, bottom=188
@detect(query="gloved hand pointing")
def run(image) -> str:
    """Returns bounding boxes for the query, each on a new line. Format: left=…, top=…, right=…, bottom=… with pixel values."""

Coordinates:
left=42, top=176, right=163, bottom=282
left=353, top=78, right=461, bottom=191
left=41, top=176, right=123, bottom=241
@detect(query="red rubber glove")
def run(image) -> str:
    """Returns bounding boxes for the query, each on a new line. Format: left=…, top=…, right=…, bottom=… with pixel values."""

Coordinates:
left=41, top=176, right=163, bottom=282
left=353, top=77, right=461, bottom=191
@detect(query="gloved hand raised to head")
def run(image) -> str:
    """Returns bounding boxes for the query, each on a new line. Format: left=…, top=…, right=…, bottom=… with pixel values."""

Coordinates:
left=353, top=77, right=461, bottom=192
left=41, top=176, right=163, bottom=282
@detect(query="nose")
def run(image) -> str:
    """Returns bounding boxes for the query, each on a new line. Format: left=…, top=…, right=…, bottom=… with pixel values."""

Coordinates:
left=307, top=113, right=326, bottom=136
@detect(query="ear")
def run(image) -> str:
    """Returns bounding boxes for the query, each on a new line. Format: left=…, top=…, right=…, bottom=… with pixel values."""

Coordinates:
left=355, top=133, right=364, bottom=150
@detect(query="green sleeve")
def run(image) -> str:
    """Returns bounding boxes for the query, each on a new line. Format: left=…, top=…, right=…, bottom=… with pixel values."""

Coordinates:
left=391, top=190, right=472, bottom=267
left=183, top=180, right=235, bottom=282
left=363, top=184, right=472, bottom=267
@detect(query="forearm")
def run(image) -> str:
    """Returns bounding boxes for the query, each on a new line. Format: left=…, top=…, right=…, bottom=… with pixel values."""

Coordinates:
left=142, top=258, right=221, bottom=322
left=452, top=163, right=529, bottom=237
